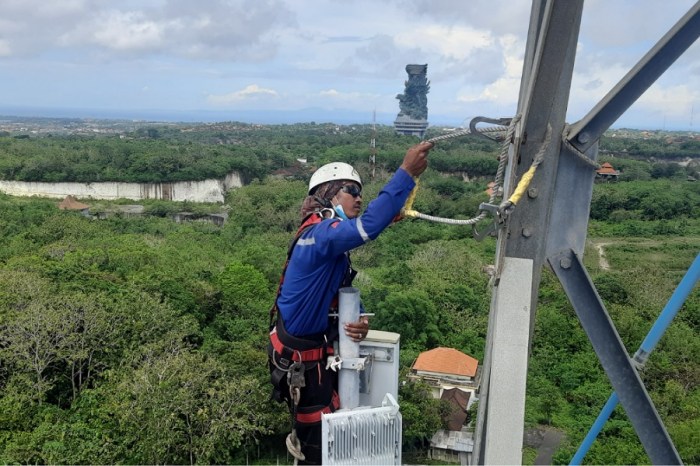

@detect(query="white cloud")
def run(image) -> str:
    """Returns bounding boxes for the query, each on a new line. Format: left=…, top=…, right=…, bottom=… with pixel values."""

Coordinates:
left=581, top=0, right=693, bottom=48
left=0, top=40, right=12, bottom=57
left=63, top=10, right=167, bottom=52
left=318, top=88, right=381, bottom=103
left=0, top=0, right=698, bottom=129
left=0, top=0, right=294, bottom=60
left=320, top=89, right=340, bottom=97
left=207, top=85, right=279, bottom=105
left=500, top=35, right=524, bottom=78
left=454, top=34, right=523, bottom=107
left=395, top=25, right=493, bottom=61
left=637, top=84, right=699, bottom=119
left=456, top=77, right=520, bottom=107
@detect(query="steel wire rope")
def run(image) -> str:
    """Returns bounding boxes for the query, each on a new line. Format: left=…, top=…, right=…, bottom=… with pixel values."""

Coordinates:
left=498, top=122, right=551, bottom=212
left=562, top=124, right=602, bottom=169
left=401, top=116, right=520, bottom=225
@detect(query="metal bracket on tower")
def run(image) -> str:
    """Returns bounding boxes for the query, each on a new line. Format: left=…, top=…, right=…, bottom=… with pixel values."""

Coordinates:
left=326, top=355, right=370, bottom=372
left=473, top=202, right=509, bottom=241
left=469, top=116, right=513, bottom=142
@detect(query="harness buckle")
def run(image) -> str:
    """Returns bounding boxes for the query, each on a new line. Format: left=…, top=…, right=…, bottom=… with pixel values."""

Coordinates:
left=278, top=357, right=291, bottom=369
left=288, top=361, right=306, bottom=388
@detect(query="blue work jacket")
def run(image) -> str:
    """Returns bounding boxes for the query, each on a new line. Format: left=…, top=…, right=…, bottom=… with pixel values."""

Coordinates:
left=278, top=168, right=416, bottom=336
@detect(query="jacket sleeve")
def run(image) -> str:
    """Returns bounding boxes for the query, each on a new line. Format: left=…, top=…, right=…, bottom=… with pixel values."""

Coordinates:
left=307, top=168, right=416, bottom=261
left=357, top=168, right=416, bottom=240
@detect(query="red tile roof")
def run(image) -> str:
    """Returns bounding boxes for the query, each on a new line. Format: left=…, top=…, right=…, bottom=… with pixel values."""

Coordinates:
left=412, top=347, right=478, bottom=377
left=596, top=162, right=619, bottom=175
left=58, top=195, right=89, bottom=210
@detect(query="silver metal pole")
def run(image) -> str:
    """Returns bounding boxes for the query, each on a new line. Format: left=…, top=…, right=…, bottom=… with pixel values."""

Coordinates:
left=338, top=287, right=360, bottom=409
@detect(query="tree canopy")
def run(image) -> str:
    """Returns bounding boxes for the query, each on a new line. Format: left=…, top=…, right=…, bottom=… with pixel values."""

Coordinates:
left=0, top=124, right=699, bottom=464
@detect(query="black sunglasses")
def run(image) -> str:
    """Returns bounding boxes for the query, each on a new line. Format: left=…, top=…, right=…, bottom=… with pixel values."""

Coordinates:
left=341, top=185, right=362, bottom=198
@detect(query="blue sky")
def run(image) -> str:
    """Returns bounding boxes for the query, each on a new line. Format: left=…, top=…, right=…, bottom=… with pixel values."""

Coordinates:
left=1, top=0, right=698, bottom=130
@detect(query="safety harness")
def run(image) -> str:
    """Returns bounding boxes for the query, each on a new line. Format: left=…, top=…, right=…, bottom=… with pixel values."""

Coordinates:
left=268, top=213, right=350, bottom=462
left=268, top=213, right=340, bottom=336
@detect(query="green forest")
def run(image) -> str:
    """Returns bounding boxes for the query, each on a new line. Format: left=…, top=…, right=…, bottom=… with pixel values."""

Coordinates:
left=2, top=122, right=698, bottom=184
left=0, top=122, right=699, bottom=464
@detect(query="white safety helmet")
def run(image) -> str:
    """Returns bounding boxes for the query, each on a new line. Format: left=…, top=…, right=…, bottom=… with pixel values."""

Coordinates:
left=308, top=162, right=362, bottom=195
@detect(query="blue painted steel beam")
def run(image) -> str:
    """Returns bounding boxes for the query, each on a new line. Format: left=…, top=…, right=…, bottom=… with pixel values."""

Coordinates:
left=548, top=250, right=681, bottom=464
left=567, top=1, right=700, bottom=153
left=570, top=253, right=700, bottom=465
left=635, top=253, right=700, bottom=365
left=570, top=392, right=620, bottom=466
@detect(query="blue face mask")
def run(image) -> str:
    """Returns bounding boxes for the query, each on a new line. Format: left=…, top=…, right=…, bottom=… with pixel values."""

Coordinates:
left=334, top=203, right=349, bottom=221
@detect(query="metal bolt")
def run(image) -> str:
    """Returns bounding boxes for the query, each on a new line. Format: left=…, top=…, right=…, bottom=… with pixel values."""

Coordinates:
left=527, top=187, right=538, bottom=199
left=577, top=132, right=590, bottom=144
left=522, top=227, right=532, bottom=238
left=560, top=257, right=571, bottom=269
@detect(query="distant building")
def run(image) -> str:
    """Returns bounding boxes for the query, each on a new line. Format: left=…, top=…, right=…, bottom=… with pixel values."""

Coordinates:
left=173, top=212, right=196, bottom=223
left=442, top=387, right=472, bottom=431
left=596, top=162, right=620, bottom=181
left=172, top=212, right=228, bottom=226
left=394, top=115, right=429, bottom=138
left=58, top=195, right=90, bottom=216
left=96, top=205, right=145, bottom=219
left=409, top=347, right=480, bottom=465
left=430, top=427, right=474, bottom=465
left=485, top=181, right=503, bottom=197
left=394, top=64, right=430, bottom=138
left=270, top=160, right=309, bottom=181
left=206, top=213, right=228, bottom=226
left=410, top=347, right=480, bottom=393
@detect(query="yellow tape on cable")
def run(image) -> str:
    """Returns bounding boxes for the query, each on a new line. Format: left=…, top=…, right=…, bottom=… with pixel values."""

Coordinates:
left=401, top=178, right=420, bottom=218
left=508, top=165, right=536, bottom=206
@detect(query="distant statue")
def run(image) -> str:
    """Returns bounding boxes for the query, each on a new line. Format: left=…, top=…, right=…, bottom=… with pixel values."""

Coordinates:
left=394, top=64, right=430, bottom=137
left=396, top=64, right=430, bottom=120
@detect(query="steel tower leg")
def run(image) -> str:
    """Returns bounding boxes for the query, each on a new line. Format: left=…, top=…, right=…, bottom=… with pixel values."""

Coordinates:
left=474, top=1, right=698, bottom=463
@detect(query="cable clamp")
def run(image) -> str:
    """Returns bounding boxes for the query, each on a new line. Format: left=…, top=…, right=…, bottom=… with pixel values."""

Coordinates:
left=473, top=202, right=509, bottom=241
left=326, top=356, right=342, bottom=372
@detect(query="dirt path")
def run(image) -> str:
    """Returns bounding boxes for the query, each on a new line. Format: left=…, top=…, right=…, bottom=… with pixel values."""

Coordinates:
left=587, top=237, right=700, bottom=272
left=524, top=427, right=566, bottom=465
left=594, top=242, right=612, bottom=270
left=534, top=429, right=566, bottom=465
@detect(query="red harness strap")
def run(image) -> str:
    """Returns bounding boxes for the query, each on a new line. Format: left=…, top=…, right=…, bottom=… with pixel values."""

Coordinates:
left=269, top=326, right=334, bottom=363
left=295, top=391, right=341, bottom=424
